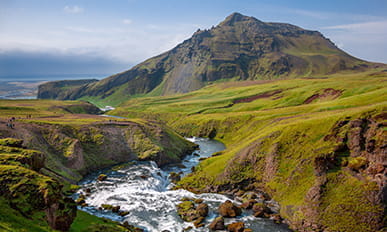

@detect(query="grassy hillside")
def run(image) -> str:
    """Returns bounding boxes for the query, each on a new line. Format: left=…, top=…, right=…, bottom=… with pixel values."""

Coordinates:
left=0, top=99, right=101, bottom=119
left=38, top=13, right=381, bottom=107
left=110, top=69, right=387, bottom=232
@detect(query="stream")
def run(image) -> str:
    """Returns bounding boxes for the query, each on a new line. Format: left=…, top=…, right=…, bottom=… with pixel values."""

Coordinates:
left=75, top=137, right=291, bottom=232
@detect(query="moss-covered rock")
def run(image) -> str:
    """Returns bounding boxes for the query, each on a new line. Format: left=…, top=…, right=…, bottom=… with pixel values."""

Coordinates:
left=0, top=142, right=76, bottom=231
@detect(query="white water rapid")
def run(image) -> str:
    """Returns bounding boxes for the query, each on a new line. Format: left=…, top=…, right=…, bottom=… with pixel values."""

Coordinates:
left=75, top=138, right=291, bottom=232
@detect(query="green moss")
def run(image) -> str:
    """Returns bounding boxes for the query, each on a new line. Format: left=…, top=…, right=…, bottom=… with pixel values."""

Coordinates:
left=0, top=197, right=55, bottom=232
left=92, top=134, right=104, bottom=145
left=0, top=138, right=23, bottom=147
left=319, top=173, right=383, bottom=232
left=347, top=156, right=368, bottom=170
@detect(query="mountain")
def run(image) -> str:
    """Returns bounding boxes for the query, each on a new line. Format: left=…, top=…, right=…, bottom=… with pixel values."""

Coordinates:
left=38, top=12, right=377, bottom=105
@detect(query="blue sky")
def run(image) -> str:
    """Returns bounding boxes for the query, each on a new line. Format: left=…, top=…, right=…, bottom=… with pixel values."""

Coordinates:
left=1, top=0, right=386, bottom=76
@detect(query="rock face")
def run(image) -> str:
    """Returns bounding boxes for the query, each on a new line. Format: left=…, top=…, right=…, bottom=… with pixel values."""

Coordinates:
left=37, top=79, right=98, bottom=99
left=37, top=12, right=370, bottom=105
left=0, top=119, right=197, bottom=183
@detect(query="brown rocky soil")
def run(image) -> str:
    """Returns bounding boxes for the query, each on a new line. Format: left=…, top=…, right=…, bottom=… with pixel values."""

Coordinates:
left=303, top=88, right=343, bottom=104
left=233, top=90, right=283, bottom=104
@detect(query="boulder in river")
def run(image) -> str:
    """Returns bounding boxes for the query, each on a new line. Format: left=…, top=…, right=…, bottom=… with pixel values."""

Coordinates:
left=112, top=205, right=120, bottom=213
left=196, top=203, right=209, bottom=217
left=177, top=200, right=209, bottom=223
left=97, top=174, right=107, bottom=181
left=227, top=221, right=245, bottom=232
left=240, top=199, right=257, bottom=209
left=252, top=202, right=272, bottom=217
left=177, top=201, right=197, bottom=222
left=209, top=216, right=225, bottom=230
left=193, top=216, right=205, bottom=228
left=118, top=210, right=130, bottom=216
left=218, top=200, right=242, bottom=218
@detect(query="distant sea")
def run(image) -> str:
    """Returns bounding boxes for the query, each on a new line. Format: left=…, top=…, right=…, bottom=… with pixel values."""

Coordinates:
left=0, top=74, right=107, bottom=99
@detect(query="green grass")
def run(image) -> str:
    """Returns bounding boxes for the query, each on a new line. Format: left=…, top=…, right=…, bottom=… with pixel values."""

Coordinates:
left=0, top=99, right=100, bottom=119
left=108, top=69, right=387, bottom=231
left=70, top=211, right=128, bottom=232
left=0, top=197, right=55, bottom=232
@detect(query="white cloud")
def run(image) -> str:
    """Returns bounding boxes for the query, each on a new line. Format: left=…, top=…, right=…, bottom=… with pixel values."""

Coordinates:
left=122, top=19, right=132, bottom=25
left=322, top=20, right=387, bottom=34
left=64, top=5, right=84, bottom=14
left=321, top=20, right=387, bottom=62
left=65, top=26, right=95, bottom=33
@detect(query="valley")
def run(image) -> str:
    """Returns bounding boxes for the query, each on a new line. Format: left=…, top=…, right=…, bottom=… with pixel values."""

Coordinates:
left=0, top=12, right=385, bottom=232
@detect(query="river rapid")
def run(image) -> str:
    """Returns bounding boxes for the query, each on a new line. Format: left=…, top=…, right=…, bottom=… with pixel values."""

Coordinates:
left=75, top=137, right=290, bottom=232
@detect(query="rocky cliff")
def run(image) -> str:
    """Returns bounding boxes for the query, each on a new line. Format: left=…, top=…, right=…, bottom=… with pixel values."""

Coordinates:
left=176, top=112, right=386, bottom=232
left=0, top=138, right=76, bottom=231
left=0, top=118, right=197, bottom=183
left=38, top=12, right=373, bottom=106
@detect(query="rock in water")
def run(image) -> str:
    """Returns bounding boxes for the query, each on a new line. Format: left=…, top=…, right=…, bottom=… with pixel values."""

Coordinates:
left=218, top=200, right=242, bottom=217
left=97, top=174, right=107, bottom=181
left=209, top=216, right=225, bottom=230
left=227, top=222, right=245, bottom=232
left=196, top=203, right=209, bottom=217
left=252, top=202, right=271, bottom=217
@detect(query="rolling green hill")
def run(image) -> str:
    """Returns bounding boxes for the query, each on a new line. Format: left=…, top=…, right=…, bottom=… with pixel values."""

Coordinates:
left=109, top=69, right=387, bottom=232
left=37, top=13, right=382, bottom=107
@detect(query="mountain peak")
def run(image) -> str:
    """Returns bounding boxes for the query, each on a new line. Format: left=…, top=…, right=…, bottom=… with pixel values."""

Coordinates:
left=38, top=13, right=373, bottom=103
left=221, top=12, right=257, bottom=26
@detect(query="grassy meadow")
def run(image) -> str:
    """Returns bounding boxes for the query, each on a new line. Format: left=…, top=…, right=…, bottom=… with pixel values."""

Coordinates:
left=109, top=69, right=386, bottom=231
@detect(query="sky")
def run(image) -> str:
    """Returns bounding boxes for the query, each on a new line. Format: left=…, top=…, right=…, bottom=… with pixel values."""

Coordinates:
left=0, top=0, right=386, bottom=77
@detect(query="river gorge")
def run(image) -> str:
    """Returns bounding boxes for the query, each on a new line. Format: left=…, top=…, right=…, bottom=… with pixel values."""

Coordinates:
left=74, top=138, right=291, bottom=232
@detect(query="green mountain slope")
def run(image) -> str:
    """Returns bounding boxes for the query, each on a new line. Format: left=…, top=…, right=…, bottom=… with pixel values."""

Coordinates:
left=37, top=13, right=380, bottom=106
left=109, top=69, right=387, bottom=232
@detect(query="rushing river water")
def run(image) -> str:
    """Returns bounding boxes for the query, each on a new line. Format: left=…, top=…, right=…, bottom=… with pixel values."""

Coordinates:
left=75, top=137, right=290, bottom=232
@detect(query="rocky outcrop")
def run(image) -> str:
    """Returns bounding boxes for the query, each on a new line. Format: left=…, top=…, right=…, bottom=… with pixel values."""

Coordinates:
left=38, top=79, right=98, bottom=99
left=0, top=119, right=197, bottom=183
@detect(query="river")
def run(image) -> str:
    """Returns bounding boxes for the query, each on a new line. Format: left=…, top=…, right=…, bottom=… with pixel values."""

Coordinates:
left=75, top=137, right=291, bottom=232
